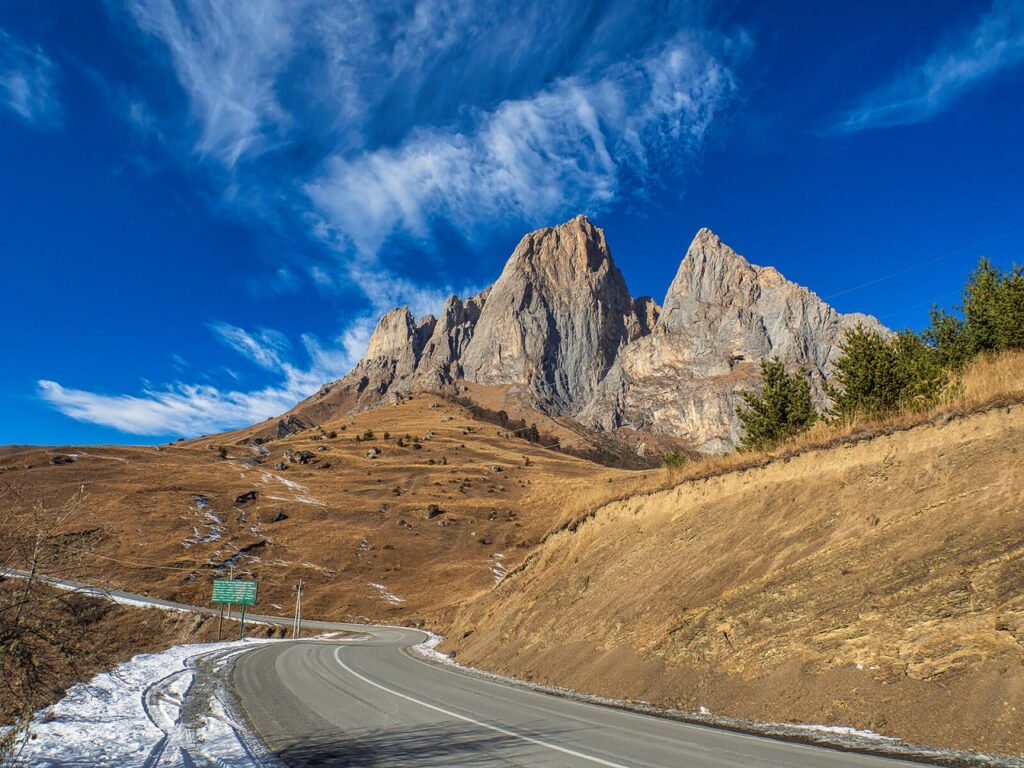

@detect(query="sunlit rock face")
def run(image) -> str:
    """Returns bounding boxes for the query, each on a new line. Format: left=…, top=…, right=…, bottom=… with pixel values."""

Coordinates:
left=330, top=217, right=887, bottom=452
left=580, top=228, right=887, bottom=452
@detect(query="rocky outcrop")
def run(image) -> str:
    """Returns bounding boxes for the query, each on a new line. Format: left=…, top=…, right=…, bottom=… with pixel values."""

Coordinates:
left=579, top=229, right=887, bottom=451
left=458, top=214, right=639, bottom=413
left=335, top=307, right=437, bottom=410
left=318, top=217, right=887, bottom=453
left=416, top=291, right=488, bottom=388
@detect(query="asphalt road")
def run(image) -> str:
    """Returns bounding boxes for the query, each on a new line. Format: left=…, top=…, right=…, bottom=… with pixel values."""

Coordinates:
left=233, top=628, right=927, bottom=768
left=5, top=569, right=928, bottom=767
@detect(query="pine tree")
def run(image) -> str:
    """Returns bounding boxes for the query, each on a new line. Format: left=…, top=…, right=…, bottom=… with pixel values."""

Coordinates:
left=828, top=324, right=947, bottom=420
left=923, top=257, right=1024, bottom=363
left=891, top=330, right=948, bottom=410
left=923, top=306, right=970, bottom=369
left=826, top=325, right=900, bottom=419
left=996, top=264, right=1024, bottom=350
left=737, top=357, right=818, bottom=452
left=962, top=258, right=1002, bottom=354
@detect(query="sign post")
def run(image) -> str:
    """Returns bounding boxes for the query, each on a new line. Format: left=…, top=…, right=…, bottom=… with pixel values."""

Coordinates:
left=211, top=579, right=258, bottom=640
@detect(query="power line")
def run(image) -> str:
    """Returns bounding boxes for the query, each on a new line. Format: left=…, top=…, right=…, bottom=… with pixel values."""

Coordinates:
left=824, top=224, right=1024, bottom=301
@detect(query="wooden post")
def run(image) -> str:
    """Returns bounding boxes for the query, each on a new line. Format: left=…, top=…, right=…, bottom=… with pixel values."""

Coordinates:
left=295, top=579, right=304, bottom=639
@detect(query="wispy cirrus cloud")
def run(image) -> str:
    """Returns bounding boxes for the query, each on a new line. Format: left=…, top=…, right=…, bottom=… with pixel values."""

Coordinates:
left=38, top=318, right=375, bottom=436
left=832, top=0, right=1024, bottom=134
left=126, top=0, right=297, bottom=166
left=119, top=1, right=743, bottom=263
left=40, top=2, right=743, bottom=438
left=0, top=28, right=61, bottom=128
left=208, top=322, right=291, bottom=369
left=306, top=36, right=739, bottom=257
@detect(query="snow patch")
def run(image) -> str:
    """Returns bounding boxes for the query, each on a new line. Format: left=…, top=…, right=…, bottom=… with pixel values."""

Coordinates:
left=257, top=471, right=325, bottom=506
left=368, top=582, right=405, bottom=605
left=489, top=552, right=508, bottom=584
left=12, top=639, right=281, bottom=767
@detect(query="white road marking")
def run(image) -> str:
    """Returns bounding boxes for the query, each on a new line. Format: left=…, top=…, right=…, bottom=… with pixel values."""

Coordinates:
left=333, top=647, right=632, bottom=768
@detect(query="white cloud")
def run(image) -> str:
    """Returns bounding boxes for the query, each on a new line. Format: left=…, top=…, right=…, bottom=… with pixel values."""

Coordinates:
left=0, top=28, right=61, bottom=128
left=126, top=0, right=297, bottom=166
left=55, top=3, right=740, bottom=438
left=38, top=319, right=373, bottom=437
left=833, top=0, right=1024, bottom=134
left=208, top=322, right=291, bottom=369
left=306, top=36, right=736, bottom=258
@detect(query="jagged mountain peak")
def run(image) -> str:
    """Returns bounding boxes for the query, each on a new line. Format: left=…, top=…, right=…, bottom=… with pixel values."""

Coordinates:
left=310, top=219, right=887, bottom=453
left=458, top=214, right=637, bottom=412
left=499, top=213, right=614, bottom=282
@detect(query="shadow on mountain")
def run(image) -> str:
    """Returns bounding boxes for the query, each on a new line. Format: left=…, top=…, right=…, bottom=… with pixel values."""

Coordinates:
left=270, top=719, right=589, bottom=767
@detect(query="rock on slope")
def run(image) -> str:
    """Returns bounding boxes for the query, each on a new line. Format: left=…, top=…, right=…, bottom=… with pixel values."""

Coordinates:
left=301, top=216, right=886, bottom=452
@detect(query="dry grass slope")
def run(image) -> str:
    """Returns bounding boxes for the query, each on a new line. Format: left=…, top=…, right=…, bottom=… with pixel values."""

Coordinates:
left=447, top=393, right=1024, bottom=755
left=0, top=395, right=655, bottom=625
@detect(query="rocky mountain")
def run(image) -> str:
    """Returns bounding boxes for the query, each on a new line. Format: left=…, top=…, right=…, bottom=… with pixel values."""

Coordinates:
left=305, top=215, right=887, bottom=453
left=581, top=228, right=886, bottom=452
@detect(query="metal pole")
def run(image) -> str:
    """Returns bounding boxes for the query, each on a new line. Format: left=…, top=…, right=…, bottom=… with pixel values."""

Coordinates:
left=226, top=566, right=235, bottom=621
left=239, top=602, right=246, bottom=640
left=217, top=604, right=224, bottom=641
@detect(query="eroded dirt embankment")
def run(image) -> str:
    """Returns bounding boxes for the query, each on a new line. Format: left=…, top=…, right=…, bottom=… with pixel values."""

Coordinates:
left=447, top=404, right=1024, bottom=756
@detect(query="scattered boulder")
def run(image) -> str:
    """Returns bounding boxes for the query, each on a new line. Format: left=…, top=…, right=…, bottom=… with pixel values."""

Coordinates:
left=490, top=465, right=503, bottom=473
left=235, top=490, right=258, bottom=504
left=50, top=454, right=78, bottom=465
left=366, top=448, right=380, bottom=459
left=270, top=511, right=289, bottom=523
left=274, top=461, right=288, bottom=471
left=478, top=536, right=493, bottom=546
left=424, top=504, right=443, bottom=519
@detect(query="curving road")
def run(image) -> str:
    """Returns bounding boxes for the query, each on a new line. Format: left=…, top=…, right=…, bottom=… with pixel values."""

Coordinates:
left=6, top=570, right=928, bottom=767
left=233, top=627, right=926, bottom=768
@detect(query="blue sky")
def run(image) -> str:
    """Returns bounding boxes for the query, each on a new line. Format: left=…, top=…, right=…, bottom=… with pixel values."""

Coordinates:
left=2, top=0, right=1023, bottom=445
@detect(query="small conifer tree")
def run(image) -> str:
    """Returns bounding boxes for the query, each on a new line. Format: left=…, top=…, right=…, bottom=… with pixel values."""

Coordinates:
left=737, top=357, right=817, bottom=451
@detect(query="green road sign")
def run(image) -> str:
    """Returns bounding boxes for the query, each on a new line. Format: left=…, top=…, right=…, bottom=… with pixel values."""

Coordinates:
left=212, top=579, right=257, bottom=605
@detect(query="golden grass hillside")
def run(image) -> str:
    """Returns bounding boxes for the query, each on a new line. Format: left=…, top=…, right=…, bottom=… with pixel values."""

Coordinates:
left=0, top=395, right=658, bottom=624
left=446, top=395, right=1024, bottom=756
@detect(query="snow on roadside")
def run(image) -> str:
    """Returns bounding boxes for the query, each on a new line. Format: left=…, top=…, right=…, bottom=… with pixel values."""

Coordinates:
left=11, top=639, right=280, bottom=768
left=4, top=572, right=193, bottom=614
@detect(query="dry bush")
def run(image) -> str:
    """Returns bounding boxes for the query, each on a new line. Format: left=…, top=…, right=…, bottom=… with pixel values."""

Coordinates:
left=0, top=484, right=93, bottom=760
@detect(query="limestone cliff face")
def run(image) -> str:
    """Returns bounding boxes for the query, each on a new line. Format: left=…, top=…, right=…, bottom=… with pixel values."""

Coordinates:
left=579, top=229, right=887, bottom=452
left=326, top=218, right=887, bottom=452
left=458, top=214, right=639, bottom=413
left=338, top=307, right=437, bottom=410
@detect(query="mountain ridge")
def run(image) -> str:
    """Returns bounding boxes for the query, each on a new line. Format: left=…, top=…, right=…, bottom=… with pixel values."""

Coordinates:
left=295, top=215, right=887, bottom=453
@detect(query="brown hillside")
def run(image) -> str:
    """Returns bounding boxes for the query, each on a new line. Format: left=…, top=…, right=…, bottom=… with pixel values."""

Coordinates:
left=446, top=403, right=1024, bottom=756
left=0, top=395, right=649, bottom=623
